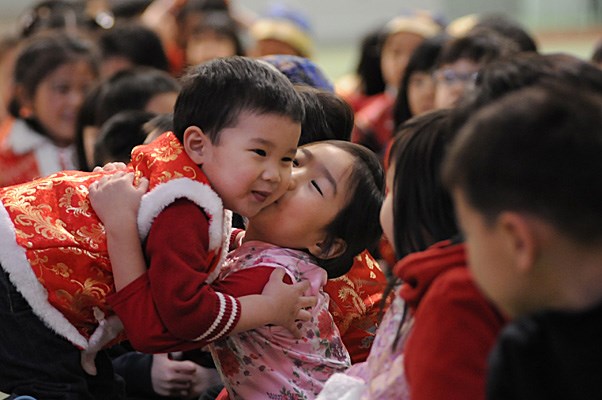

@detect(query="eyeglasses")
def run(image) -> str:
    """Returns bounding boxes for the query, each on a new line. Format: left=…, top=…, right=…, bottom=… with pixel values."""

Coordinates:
left=433, top=69, right=479, bottom=86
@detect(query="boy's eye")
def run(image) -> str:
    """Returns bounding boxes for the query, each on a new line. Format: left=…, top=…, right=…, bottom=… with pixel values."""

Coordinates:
left=252, top=149, right=267, bottom=157
left=282, top=156, right=294, bottom=163
left=311, top=180, right=323, bottom=196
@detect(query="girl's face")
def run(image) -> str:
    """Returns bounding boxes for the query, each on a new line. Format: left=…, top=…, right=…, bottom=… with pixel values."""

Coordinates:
left=407, top=70, right=436, bottom=116
left=27, top=60, right=96, bottom=146
left=245, top=142, right=354, bottom=256
left=433, top=59, right=480, bottom=109
left=380, top=32, right=424, bottom=90
left=380, top=161, right=395, bottom=253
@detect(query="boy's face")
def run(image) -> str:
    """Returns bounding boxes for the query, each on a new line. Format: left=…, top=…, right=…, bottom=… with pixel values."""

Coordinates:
left=246, top=142, right=354, bottom=258
left=453, top=188, right=525, bottom=316
left=192, top=112, right=300, bottom=218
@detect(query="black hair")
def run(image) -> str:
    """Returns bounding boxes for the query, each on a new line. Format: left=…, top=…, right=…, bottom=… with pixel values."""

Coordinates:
left=387, top=108, right=458, bottom=260
left=98, top=22, right=169, bottom=72
left=356, top=27, right=386, bottom=96
left=437, top=28, right=519, bottom=68
left=74, top=83, right=103, bottom=171
left=17, top=0, right=91, bottom=38
left=94, top=66, right=180, bottom=126
left=110, top=0, right=153, bottom=20
left=187, top=11, right=245, bottom=58
left=173, top=56, right=304, bottom=143
left=315, top=140, right=385, bottom=278
left=443, top=83, right=602, bottom=243
left=176, top=0, right=228, bottom=23
left=592, top=39, right=602, bottom=64
left=473, top=13, right=538, bottom=53
left=295, top=85, right=354, bottom=146
left=93, top=110, right=155, bottom=167
left=450, top=52, right=602, bottom=133
left=393, top=35, right=446, bottom=129
left=143, top=113, right=174, bottom=144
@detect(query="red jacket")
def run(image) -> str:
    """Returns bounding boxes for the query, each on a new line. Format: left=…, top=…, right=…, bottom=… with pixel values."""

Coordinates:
left=396, top=240, right=508, bottom=400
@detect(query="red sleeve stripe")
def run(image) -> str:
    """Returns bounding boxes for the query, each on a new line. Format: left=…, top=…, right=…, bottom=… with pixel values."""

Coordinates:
left=206, top=294, right=239, bottom=342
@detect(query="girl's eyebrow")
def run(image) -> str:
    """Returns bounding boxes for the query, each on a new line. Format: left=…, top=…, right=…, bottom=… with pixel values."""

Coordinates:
left=300, top=148, right=337, bottom=195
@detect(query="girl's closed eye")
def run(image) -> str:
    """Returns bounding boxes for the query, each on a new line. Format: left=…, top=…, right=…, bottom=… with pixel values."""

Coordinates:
left=311, top=180, right=323, bottom=196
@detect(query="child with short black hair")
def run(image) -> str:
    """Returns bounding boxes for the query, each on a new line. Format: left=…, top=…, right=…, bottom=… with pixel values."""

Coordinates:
left=443, top=82, right=602, bottom=400
left=0, top=56, right=311, bottom=398
left=90, top=139, right=385, bottom=399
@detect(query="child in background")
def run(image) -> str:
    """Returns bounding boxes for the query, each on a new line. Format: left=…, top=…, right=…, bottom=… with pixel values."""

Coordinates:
left=0, top=31, right=98, bottom=186
left=143, top=112, right=174, bottom=144
left=0, top=56, right=311, bottom=399
left=392, top=35, right=446, bottom=130
left=97, top=22, right=170, bottom=78
left=92, top=110, right=156, bottom=167
left=74, top=66, right=181, bottom=171
left=89, top=139, right=385, bottom=399
left=442, top=83, right=602, bottom=400
left=433, top=28, right=518, bottom=109
left=352, top=11, right=442, bottom=159
left=185, top=11, right=245, bottom=67
left=319, top=109, right=507, bottom=400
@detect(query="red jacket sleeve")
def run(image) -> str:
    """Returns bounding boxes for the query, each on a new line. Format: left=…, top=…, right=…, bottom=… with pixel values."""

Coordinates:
left=404, top=268, right=507, bottom=400
left=108, top=199, right=241, bottom=353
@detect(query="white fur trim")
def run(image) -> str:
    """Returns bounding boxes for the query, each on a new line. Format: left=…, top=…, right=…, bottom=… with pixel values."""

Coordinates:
left=0, top=203, right=88, bottom=348
left=206, top=210, right=231, bottom=284
left=137, top=178, right=224, bottom=251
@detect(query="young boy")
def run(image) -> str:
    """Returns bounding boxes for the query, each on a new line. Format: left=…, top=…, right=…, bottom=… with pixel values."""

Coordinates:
left=442, top=82, right=602, bottom=399
left=0, top=56, right=312, bottom=398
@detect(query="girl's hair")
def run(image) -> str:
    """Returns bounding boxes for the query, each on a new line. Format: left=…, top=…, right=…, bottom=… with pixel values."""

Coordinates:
left=74, top=83, right=103, bottom=171
left=316, top=140, right=385, bottom=278
left=392, top=35, right=447, bottom=129
left=387, top=108, right=458, bottom=260
left=295, top=85, right=354, bottom=146
left=9, top=30, right=99, bottom=118
left=356, top=27, right=386, bottom=96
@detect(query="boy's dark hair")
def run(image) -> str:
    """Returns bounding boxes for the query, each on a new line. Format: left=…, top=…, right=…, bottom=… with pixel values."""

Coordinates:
left=10, top=31, right=99, bottom=118
left=473, top=13, right=538, bottom=53
left=98, top=23, right=169, bottom=72
left=93, top=110, right=156, bottom=166
left=443, top=83, right=602, bottom=243
left=437, top=28, right=519, bottom=68
left=393, top=35, right=447, bottom=129
left=317, top=141, right=385, bottom=278
left=388, top=108, right=458, bottom=259
left=95, top=66, right=180, bottom=126
left=173, top=56, right=304, bottom=143
left=295, top=85, right=354, bottom=146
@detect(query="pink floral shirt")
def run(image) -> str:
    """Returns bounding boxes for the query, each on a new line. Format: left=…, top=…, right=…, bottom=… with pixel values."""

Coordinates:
left=210, top=241, right=351, bottom=400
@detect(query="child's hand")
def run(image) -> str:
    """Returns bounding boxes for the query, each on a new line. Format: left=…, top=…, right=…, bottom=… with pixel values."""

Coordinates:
left=92, top=161, right=129, bottom=173
left=262, top=269, right=317, bottom=338
left=89, top=172, right=149, bottom=230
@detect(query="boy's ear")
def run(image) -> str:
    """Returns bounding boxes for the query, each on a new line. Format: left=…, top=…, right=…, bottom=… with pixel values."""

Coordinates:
left=498, top=211, right=538, bottom=274
left=183, top=126, right=210, bottom=164
left=309, top=238, right=347, bottom=260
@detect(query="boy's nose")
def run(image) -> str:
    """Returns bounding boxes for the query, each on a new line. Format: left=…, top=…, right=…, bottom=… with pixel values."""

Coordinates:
left=262, top=163, right=282, bottom=182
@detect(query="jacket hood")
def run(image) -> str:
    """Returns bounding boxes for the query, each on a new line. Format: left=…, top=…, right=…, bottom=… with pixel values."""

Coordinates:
left=394, top=240, right=466, bottom=312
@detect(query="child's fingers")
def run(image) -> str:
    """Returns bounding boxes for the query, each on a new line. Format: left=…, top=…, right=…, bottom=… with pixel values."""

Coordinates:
left=92, top=162, right=128, bottom=172
left=267, top=267, right=286, bottom=283
left=295, top=308, right=312, bottom=322
left=298, top=295, right=317, bottom=311
left=136, top=177, right=150, bottom=193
